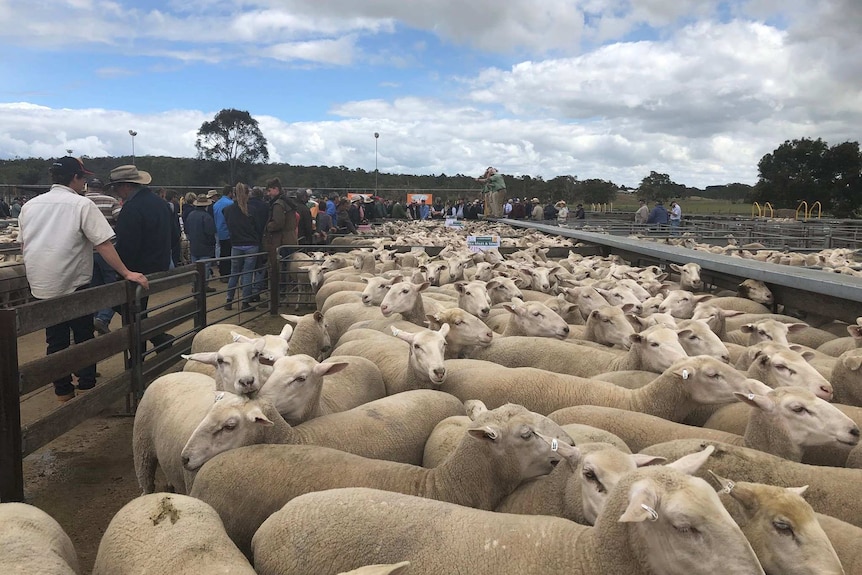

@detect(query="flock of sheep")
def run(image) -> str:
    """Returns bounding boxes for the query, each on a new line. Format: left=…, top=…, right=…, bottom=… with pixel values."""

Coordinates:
left=4, top=218, right=862, bottom=574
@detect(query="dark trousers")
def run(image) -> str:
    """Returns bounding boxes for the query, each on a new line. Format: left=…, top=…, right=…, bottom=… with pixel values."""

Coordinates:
left=218, top=239, right=232, bottom=277
left=44, top=293, right=96, bottom=396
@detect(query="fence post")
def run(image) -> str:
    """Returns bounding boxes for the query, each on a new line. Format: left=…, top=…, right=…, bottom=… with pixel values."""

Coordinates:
left=0, top=310, right=23, bottom=501
left=268, top=250, right=279, bottom=315
left=194, top=261, right=208, bottom=329
left=128, top=281, right=144, bottom=402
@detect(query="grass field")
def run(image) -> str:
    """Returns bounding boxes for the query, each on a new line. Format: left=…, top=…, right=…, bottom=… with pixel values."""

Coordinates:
left=593, top=194, right=765, bottom=217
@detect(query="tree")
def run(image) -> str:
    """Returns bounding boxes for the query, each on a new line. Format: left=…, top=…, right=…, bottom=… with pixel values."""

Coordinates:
left=637, top=171, right=683, bottom=203
left=754, top=138, right=862, bottom=216
left=195, top=109, right=269, bottom=184
left=576, top=179, right=617, bottom=205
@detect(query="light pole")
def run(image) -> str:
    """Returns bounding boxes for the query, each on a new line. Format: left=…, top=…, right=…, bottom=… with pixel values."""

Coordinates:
left=374, top=132, right=379, bottom=194
left=128, top=130, right=137, bottom=163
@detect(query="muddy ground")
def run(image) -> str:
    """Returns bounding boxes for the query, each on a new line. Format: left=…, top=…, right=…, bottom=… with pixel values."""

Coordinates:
left=17, top=290, right=291, bottom=574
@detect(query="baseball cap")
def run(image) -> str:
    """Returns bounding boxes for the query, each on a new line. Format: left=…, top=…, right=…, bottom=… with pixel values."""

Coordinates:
left=51, top=156, right=93, bottom=177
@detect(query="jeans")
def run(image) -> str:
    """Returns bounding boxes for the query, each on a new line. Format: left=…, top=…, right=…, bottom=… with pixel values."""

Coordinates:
left=670, top=219, right=681, bottom=235
left=253, top=252, right=268, bottom=295
left=44, top=291, right=96, bottom=396
left=226, top=245, right=258, bottom=303
left=190, top=254, right=213, bottom=281
left=91, top=252, right=117, bottom=325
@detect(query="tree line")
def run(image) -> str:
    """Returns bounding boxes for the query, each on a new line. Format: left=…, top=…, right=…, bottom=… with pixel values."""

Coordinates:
left=1, top=107, right=859, bottom=216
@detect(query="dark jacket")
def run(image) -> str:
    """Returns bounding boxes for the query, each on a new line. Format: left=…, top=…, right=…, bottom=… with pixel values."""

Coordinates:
left=223, top=203, right=262, bottom=247
left=336, top=207, right=357, bottom=233
left=543, top=204, right=558, bottom=220
left=296, top=203, right=314, bottom=244
left=248, top=197, right=269, bottom=243
left=511, top=202, right=526, bottom=220
left=263, top=194, right=297, bottom=252
left=115, top=187, right=173, bottom=274
left=185, top=207, right=216, bottom=258
left=646, top=204, right=669, bottom=225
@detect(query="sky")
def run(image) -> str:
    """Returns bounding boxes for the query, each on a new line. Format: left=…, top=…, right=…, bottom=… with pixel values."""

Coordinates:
left=0, top=0, right=860, bottom=189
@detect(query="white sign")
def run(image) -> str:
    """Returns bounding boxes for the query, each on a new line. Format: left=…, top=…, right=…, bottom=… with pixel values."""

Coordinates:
left=467, top=235, right=500, bottom=252
left=445, top=218, right=463, bottom=228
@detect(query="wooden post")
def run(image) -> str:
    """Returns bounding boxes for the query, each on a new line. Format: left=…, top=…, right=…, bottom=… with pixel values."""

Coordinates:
left=0, top=310, right=23, bottom=501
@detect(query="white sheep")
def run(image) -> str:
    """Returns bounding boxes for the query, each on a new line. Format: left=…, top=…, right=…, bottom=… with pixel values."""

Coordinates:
left=440, top=355, right=771, bottom=421
left=706, top=474, right=845, bottom=575
left=550, top=386, right=860, bottom=462
left=255, top=354, right=351, bottom=425
left=330, top=325, right=450, bottom=395
left=0, top=502, right=80, bottom=575
left=639, top=439, right=862, bottom=529
left=91, top=494, right=255, bottom=574
left=484, top=299, right=570, bottom=338
left=191, top=403, right=569, bottom=556
left=280, top=312, right=332, bottom=361
left=249, top=468, right=765, bottom=574
left=180, top=388, right=464, bottom=470
left=471, top=325, right=688, bottom=378
left=182, top=339, right=267, bottom=394
left=828, top=348, right=862, bottom=407
left=324, top=302, right=394, bottom=344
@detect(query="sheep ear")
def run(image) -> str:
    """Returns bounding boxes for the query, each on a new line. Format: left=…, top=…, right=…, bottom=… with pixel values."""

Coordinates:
left=314, top=361, right=349, bottom=376
left=534, top=431, right=578, bottom=459
left=253, top=338, right=266, bottom=353
left=280, top=314, right=300, bottom=323
left=231, top=332, right=254, bottom=344
left=183, top=352, right=219, bottom=366
left=786, top=323, right=808, bottom=333
left=313, top=311, right=324, bottom=323
left=666, top=445, right=714, bottom=475
left=841, top=351, right=862, bottom=371
left=246, top=406, right=274, bottom=426
left=847, top=325, right=862, bottom=340
left=734, top=391, right=775, bottom=412
left=438, top=323, right=451, bottom=338
left=630, top=454, right=666, bottom=467
left=467, top=425, right=500, bottom=442
left=619, top=480, right=659, bottom=523
left=426, top=314, right=442, bottom=329
left=464, top=400, right=488, bottom=420
left=418, top=282, right=430, bottom=292
left=279, top=323, right=294, bottom=342
left=454, top=281, right=467, bottom=293
left=391, top=326, right=413, bottom=343
left=740, top=324, right=755, bottom=334
left=786, top=485, right=809, bottom=496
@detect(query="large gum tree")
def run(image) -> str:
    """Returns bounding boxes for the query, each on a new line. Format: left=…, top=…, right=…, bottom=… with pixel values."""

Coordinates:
left=195, top=108, right=269, bottom=184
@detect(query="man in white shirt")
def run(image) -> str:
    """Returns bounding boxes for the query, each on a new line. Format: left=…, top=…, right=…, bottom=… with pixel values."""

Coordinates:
left=18, top=157, right=148, bottom=402
left=669, top=201, right=682, bottom=235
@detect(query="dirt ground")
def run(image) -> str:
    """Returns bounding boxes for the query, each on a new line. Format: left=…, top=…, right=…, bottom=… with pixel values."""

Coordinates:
left=16, top=287, right=292, bottom=574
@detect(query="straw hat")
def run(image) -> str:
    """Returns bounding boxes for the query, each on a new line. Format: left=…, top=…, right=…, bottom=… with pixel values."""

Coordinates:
left=193, top=193, right=212, bottom=207
left=107, top=164, right=152, bottom=187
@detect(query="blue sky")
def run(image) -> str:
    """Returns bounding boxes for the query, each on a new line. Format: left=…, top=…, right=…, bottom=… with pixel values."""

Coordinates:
left=1, top=0, right=860, bottom=188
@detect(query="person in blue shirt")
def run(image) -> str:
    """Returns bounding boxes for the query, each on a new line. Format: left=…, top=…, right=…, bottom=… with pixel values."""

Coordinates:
left=419, top=199, right=431, bottom=220
left=212, top=185, right=234, bottom=281
left=646, top=200, right=669, bottom=231
left=326, top=194, right=337, bottom=219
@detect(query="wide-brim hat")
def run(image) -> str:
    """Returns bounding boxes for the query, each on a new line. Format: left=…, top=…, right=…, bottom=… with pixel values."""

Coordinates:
left=107, top=164, right=152, bottom=187
left=531, top=197, right=540, bottom=203
left=206, top=189, right=219, bottom=199
left=193, top=193, right=212, bottom=207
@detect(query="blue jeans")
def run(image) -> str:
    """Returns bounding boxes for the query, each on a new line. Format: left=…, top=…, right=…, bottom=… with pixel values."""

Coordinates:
left=91, top=252, right=117, bottom=325
left=226, top=245, right=258, bottom=303
left=670, top=219, right=680, bottom=235
left=191, top=254, right=214, bottom=281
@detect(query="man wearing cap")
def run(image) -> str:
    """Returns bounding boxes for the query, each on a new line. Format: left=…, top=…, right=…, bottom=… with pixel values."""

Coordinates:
left=18, top=157, right=148, bottom=402
left=531, top=198, right=543, bottom=220
left=85, top=178, right=123, bottom=335
left=107, top=164, right=175, bottom=353
left=634, top=199, right=649, bottom=224
left=185, top=194, right=217, bottom=293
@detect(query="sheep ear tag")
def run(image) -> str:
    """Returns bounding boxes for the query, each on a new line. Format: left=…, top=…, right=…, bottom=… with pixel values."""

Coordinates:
left=551, top=438, right=559, bottom=452
left=681, top=369, right=689, bottom=380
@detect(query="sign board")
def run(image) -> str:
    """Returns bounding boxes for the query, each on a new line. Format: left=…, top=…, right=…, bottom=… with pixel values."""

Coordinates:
left=467, top=235, right=500, bottom=252
left=406, top=193, right=433, bottom=206
left=444, top=218, right=463, bottom=229
left=347, top=193, right=373, bottom=202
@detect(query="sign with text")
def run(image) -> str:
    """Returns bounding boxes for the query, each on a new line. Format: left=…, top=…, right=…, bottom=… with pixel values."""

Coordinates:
left=406, top=193, right=433, bottom=206
left=445, top=218, right=463, bottom=228
left=467, top=235, right=500, bottom=252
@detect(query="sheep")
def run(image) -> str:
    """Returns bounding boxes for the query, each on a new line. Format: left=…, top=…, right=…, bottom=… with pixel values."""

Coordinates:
left=471, top=325, right=688, bottom=378
left=484, top=299, right=570, bottom=338
left=185, top=325, right=291, bottom=382
left=828, top=348, right=862, bottom=407
left=0, top=502, right=80, bottom=575
left=744, top=343, right=834, bottom=400
left=543, top=293, right=583, bottom=324
left=706, top=474, right=845, bottom=575
left=707, top=296, right=773, bottom=314
left=676, top=319, right=731, bottom=362
left=817, top=319, right=862, bottom=357
left=485, top=275, right=524, bottom=305
left=132, top=373, right=224, bottom=494
left=658, top=289, right=714, bottom=319
left=669, top=262, right=704, bottom=291
left=420, top=401, right=616, bottom=468
left=440, top=355, right=771, bottom=421
left=568, top=305, right=636, bottom=349
left=340, top=564, right=411, bottom=575
left=180, top=389, right=464, bottom=470
left=330, top=325, right=450, bottom=395
left=181, top=339, right=266, bottom=394
left=314, top=280, right=366, bottom=310
left=318, top=355, right=388, bottom=413
left=424, top=308, right=494, bottom=358
left=639, top=439, right=862, bottom=528
left=324, top=302, right=391, bottom=346
left=190, top=403, right=569, bottom=556
left=495, top=441, right=667, bottom=525
left=727, top=318, right=808, bottom=347
left=249, top=467, right=765, bottom=575
left=736, top=278, right=774, bottom=306
left=255, top=354, right=351, bottom=425
left=550, top=386, right=860, bottom=462
left=378, top=281, right=446, bottom=326
left=453, top=280, right=492, bottom=318
left=91, top=494, right=255, bottom=575
left=281, top=312, right=332, bottom=361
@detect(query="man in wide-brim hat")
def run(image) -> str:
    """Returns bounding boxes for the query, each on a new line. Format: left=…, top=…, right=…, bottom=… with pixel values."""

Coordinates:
left=108, top=163, right=177, bottom=353
left=193, top=193, right=213, bottom=207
